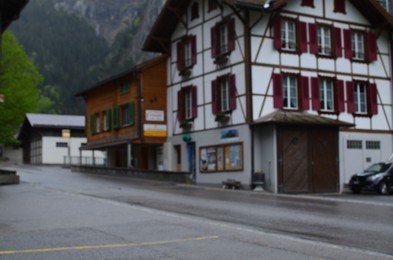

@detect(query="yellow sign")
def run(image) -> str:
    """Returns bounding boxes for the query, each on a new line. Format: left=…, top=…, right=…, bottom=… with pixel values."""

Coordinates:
left=62, top=129, right=71, bottom=138
left=144, top=124, right=167, bottom=137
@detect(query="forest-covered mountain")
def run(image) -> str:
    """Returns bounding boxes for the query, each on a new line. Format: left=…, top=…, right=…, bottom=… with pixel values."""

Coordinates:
left=10, top=0, right=164, bottom=114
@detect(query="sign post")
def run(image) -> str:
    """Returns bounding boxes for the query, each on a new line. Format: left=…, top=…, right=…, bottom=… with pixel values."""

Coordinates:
left=0, top=94, right=4, bottom=103
left=62, top=129, right=71, bottom=164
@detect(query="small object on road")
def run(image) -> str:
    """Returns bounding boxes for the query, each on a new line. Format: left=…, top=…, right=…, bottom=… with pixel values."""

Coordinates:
left=222, top=179, right=241, bottom=190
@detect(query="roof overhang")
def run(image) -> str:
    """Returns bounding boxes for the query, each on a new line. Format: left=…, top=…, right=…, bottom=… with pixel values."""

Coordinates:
left=252, top=110, right=355, bottom=128
left=143, top=0, right=393, bottom=53
left=1, top=0, right=29, bottom=33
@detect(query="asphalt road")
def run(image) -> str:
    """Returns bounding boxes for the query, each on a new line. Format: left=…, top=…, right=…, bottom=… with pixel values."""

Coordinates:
left=0, top=165, right=392, bottom=260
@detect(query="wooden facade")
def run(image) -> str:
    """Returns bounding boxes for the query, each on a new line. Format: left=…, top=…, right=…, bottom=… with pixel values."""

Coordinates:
left=77, top=56, right=167, bottom=169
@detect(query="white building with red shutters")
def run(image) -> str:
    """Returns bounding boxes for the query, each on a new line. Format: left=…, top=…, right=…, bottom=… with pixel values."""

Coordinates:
left=143, top=0, right=393, bottom=193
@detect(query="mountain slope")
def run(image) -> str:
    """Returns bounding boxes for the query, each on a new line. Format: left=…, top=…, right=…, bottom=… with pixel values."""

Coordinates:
left=10, top=0, right=163, bottom=114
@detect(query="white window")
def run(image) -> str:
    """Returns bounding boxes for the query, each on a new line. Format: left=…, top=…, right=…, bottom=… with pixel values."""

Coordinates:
left=185, top=90, right=193, bottom=120
left=184, top=40, right=192, bottom=68
left=318, top=26, right=332, bottom=55
left=281, top=20, right=296, bottom=51
left=352, top=32, right=365, bottom=60
left=283, top=75, right=298, bottom=109
left=354, top=82, right=367, bottom=114
left=320, top=78, right=334, bottom=111
left=220, top=77, right=230, bottom=112
left=219, top=23, right=228, bottom=54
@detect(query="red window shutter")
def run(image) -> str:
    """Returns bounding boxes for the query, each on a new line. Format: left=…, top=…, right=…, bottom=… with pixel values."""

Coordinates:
left=273, top=17, right=282, bottom=50
left=346, top=81, right=355, bottom=113
left=191, top=35, right=197, bottom=65
left=273, top=73, right=283, bottom=108
left=211, top=25, right=218, bottom=58
left=227, top=18, right=236, bottom=52
left=208, top=0, right=217, bottom=12
left=177, top=90, right=185, bottom=121
left=229, top=74, right=237, bottom=110
left=301, top=76, right=310, bottom=110
left=311, top=77, right=320, bottom=111
left=212, top=79, right=219, bottom=114
left=344, top=29, right=352, bottom=59
left=337, top=80, right=345, bottom=112
left=298, top=21, right=308, bottom=53
left=308, top=23, right=318, bottom=54
left=177, top=41, right=184, bottom=70
left=369, top=83, right=378, bottom=115
left=334, top=0, right=345, bottom=13
left=192, top=86, right=198, bottom=118
left=191, top=2, right=199, bottom=20
left=366, top=32, right=377, bottom=62
left=333, top=27, right=342, bottom=57
left=301, top=0, right=314, bottom=7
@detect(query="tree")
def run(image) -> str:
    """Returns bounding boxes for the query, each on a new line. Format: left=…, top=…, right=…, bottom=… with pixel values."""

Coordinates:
left=0, top=32, right=43, bottom=144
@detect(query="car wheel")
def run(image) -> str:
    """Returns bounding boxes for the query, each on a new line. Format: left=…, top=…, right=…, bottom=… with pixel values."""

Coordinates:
left=377, top=182, right=389, bottom=195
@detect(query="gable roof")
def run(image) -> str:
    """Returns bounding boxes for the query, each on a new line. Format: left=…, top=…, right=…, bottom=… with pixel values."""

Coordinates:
left=25, top=113, right=85, bottom=129
left=143, top=0, right=393, bottom=53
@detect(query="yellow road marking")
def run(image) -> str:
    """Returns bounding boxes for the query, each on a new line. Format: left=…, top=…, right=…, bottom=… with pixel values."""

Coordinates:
left=0, top=236, right=219, bottom=255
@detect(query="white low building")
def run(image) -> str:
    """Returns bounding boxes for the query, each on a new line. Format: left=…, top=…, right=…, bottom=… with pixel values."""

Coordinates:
left=18, top=113, right=105, bottom=165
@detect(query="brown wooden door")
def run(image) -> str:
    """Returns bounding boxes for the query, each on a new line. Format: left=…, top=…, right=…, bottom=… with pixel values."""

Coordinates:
left=278, top=128, right=310, bottom=193
left=311, top=129, right=338, bottom=193
left=277, top=126, right=339, bottom=193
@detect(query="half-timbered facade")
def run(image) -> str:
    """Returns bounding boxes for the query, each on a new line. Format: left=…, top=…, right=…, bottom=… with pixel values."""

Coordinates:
left=77, top=56, right=167, bottom=169
left=144, top=0, right=393, bottom=193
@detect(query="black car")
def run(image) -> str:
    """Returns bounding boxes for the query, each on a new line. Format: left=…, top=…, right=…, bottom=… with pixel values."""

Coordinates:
left=349, top=162, right=393, bottom=195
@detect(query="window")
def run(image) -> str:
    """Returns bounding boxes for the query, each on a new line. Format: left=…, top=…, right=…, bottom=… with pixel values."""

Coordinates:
left=95, top=113, right=101, bottom=133
left=177, top=35, right=197, bottom=73
left=113, top=106, right=119, bottom=129
left=120, top=81, right=130, bottom=95
left=191, top=2, right=199, bottom=20
left=344, top=30, right=377, bottom=62
left=120, top=102, right=135, bottom=127
left=352, top=31, right=365, bottom=61
left=318, top=26, right=332, bottom=56
left=283, top=75, right=298, bottom=109
left=273, top=17, right=307, bottom=53
left=177, top=86, right=197, bottom=122
left=366, top=141, right=380, bottom=150
left=334, top=0, right=346, bottom=13
left=320, top=78, right=334, bottom=112
left=346, top=81, right=378, bottom=115
left=301, top=0, right=314, bottom=7
left=211, top=18, right=235, bottom=59
left=103, top=109, right=111, bottom=131
left=309, top=24, right=342, bottom=58
left=311, top=77, right=345, bottom=113
left=347, top=140, right=362, bottom=149
left=273, top=73, right=310, bottom=110
left=208, top=0, right=218, bottom=12
left=200, top=143, right=243, bottom=172
left=56, top=142, right=68, bottom=148
left=212, top=74, right=236, bottom=114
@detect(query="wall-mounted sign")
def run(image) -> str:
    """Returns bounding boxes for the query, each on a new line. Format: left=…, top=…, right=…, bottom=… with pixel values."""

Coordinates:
left=146, top=110, right=164, bottom=122
left=62, top=129, right=71, bottom=138
left=220, top=129, right=239, bottom=140
left=144, top=124, right=167, bottom=137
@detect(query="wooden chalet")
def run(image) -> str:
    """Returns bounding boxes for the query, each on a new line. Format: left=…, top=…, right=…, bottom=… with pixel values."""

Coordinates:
left=77, top=56, right=167, bottom=169
left=143, top=0, right=393, bottom=193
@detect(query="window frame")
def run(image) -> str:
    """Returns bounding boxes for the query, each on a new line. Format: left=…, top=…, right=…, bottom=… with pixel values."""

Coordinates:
left=177, top=86, right=198, bottom=122
left=344, top=29, right=377, bottom=63
left=211, top=17, right=236, bottom=61
left=191, top=2, right=199, bottom=21
left=273, top=16, right=307, bottom=54
left=177, top=35, right=197, bottom=73
left=346, top=80, right=378, bottom=116
left=200, top=142, right=243, bottom=173
left=211, top=74, right=237, bottom=115
left=120, top=102, right=135, bottom=127
left=334, top=0, right=346, bottom=14
left=311, top=77, right=345, bottom=114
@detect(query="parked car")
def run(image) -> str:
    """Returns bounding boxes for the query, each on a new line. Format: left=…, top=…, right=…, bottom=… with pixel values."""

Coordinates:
left=349, top=162, right=393, bottom=195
